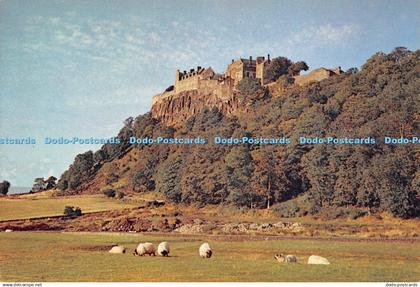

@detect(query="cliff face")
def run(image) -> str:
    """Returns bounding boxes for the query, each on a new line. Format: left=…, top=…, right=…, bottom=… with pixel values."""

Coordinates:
left=151, top=89, right=240, bottom=126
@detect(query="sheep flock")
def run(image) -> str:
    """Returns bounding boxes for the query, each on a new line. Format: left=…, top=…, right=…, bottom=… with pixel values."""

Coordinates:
left=108, top=241, right=330, bottom=265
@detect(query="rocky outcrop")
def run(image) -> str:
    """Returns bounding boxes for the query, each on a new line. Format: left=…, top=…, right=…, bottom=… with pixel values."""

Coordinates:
left=151, top=89, right=240, bottom=126
left=173, top=220, right=304, bottom=235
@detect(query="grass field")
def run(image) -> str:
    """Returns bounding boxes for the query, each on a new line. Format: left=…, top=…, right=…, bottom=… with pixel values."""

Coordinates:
left=0, top=232, right=419, bottom=282
left=0, top=195, right=137, bottom=221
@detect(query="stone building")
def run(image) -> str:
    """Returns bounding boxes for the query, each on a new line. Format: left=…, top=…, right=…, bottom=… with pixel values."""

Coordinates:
left=152, top=65, right=232, bottom=106
left=294, top=67, right=343, bottom=86
left=225, top=55, right=271, bottom=85
left=174, top=66, right=215, bottom=94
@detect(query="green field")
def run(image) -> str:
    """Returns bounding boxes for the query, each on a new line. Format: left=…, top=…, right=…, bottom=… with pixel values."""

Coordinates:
left=0, top=232, right=419, bottom=282
left=0, top=195, right=137, bottom=221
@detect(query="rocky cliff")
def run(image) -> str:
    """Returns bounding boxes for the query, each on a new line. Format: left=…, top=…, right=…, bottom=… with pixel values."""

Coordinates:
left=151, top=89, right=240, bottom=126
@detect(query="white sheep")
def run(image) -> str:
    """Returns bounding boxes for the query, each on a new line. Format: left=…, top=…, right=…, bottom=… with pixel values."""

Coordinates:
left=157, top=242, right=170, bottom=257
left=133, top=242, right=156, bottom=256
left=307, top=255, right=330, bottom=265
left=4, top=229, right=13, bottom=233
left=199, top=243, right=212, bottom=258
left=109, top=245, right=126, bottom=254
left=274, top=253, right=297, bottom=263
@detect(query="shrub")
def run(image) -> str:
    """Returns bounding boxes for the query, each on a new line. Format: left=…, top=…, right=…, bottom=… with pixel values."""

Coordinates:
left=348, top=209, right=368, bottom=220
left=276, top=201, right=301, bottom=217
left=105, top=174, right=119, bottom=185
left=103, top=189, right=116, bottom=198
left=117, top=191, right=125, bottom=199
left=64, top=206, right=82, bottom=217
left=319, top=207, right=368, bottom=220
left=322, top=207, right=348, bottom=220
left=236, top=77, right=261, bottom=94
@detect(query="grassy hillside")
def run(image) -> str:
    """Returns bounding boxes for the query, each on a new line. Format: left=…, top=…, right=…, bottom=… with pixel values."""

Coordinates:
left=0, top=232, right=419, bottom=281
left=0, top=194, right=137, bottom=221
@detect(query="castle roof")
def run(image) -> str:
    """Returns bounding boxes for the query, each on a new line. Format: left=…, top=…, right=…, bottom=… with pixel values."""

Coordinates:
left=201, top=67, right=215, bottom=79
left=239, top=58, right=256, bottom=65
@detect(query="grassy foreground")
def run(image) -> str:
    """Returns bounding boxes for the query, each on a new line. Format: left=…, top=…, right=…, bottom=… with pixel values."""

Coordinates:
left=0, top=195, right=137, bottom=221
left=0, top=232, right=419, bottom=282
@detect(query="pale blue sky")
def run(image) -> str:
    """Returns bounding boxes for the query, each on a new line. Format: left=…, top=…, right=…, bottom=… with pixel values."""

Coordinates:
left=0, top=0, right=419, bottom=186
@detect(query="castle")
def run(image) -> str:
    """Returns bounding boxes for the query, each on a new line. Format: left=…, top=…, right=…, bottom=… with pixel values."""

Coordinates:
left=151, top=55, right=343, bottom=125
left=152, top=54, right=273, bottom=105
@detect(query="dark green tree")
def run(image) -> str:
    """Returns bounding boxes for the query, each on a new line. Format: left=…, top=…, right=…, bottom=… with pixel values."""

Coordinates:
left=264, top=56, right=293, bottom=83
left=132, top=158, right=156, bottom=192
left=287, top=61, right=309, bottom=76
left=64, top=206, right=82, bottom=217
left=157, top=153, right=183, bottom=203
left=225, top=146, right=255, bottom=208
left=0, top=181, right=10, bottom=195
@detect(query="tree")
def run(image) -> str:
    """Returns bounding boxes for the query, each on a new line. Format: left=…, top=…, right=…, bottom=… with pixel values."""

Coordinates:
left=346, top=67, right=359, bottom=74
left=0, top=181, right=10, bottom=195
left=58, top=151, right=95, bottom=191
left=123, top=116, right=134, bottom=128
left=330, top=147, right=363, bottom=207
left=264, top=56, right=293, bottom=83
left=225, top=146, right=255, bottom=208
left=64, top=206, right=82, bottom=217
left=357, top=169, right=381, bottom=212
left=103, top=189, right=116, bottom=198
left=31, top=177, right=46, bottom=193
left=46, top=176, right=57, bottom=189
left=302, top=146, right=336, bottom=212
left=180, top=145, right=228, bottom=205
left=388, top=47, right=410, bottom=63
left=377, top=153, right=417, bottom=218
left=157, top=153, right=183, bottom=203
left=93, top=149, right=108, bottom=163
left=132, top=158, right=156, bottom=192
left=287, top=61, right=309, bottom=76
left=251, top=149, right=285, bottom=209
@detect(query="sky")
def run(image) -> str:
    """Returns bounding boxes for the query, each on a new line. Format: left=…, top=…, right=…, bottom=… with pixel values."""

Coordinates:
left=0, top=0, right=419, bottom=187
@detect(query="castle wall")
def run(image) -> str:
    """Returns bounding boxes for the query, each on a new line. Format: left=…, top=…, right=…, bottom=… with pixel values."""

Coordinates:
left=294, top=68, right=337, bottom=86
left=226, top=61, right=244, bottom=83
left=256, top=60, right=270, bottom=85
left=256, top=62, right=264, bottom=82
left=198, top=79, right=233, bottom=101
left=175, top=75, right=200, bottom=93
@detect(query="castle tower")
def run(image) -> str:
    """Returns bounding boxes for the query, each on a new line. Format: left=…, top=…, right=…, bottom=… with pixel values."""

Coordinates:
left=175, top=69, right=181, bottom=93
left=256, top=54, right=271, bottom=85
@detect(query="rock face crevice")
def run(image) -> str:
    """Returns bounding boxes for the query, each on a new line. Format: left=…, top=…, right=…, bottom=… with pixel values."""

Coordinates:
left=151, top=90, right=240, bottom=126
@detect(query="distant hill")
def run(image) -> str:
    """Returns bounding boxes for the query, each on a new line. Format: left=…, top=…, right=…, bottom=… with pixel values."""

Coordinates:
left=8, top=186, right=30, bottom=195
left=56, top=48, right=419, bottom=218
